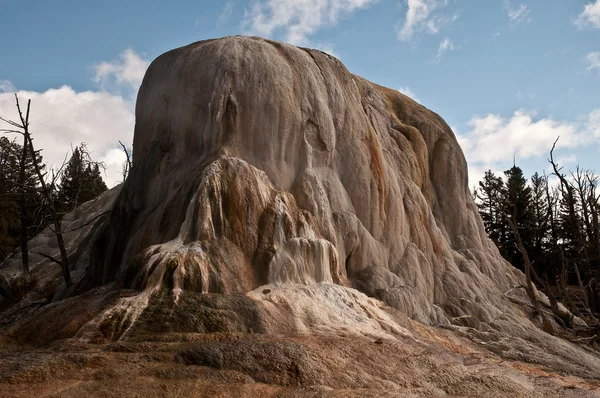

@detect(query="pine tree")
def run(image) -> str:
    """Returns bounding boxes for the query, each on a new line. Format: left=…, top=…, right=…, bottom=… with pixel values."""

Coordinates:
left=559, top=185, right=582, bottom=259
left=476, top=170, right=507, bottom=254
left=57, top=145, right=107, bottom=212
left=0, top=137, right=20, bottom=259
left=0, top=137, right=44, bottom=261
left=529, top=172, right=552, bottom=279
left=502, top=165, right=534, bottom=272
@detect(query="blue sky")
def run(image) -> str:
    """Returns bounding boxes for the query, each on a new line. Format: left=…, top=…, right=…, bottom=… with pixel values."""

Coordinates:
left=1, top=0, right=599, bottom=188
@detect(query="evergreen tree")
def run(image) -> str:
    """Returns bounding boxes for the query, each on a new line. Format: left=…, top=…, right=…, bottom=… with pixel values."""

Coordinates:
left=0, top=137, right=20, bottom=259
left=0, top=137, right=44, bottom=261
left=502, top=165, right=534, bottom=272
left=529, top=172, right=552, bottom=279
left=57, top=145, right=107, bottom=212
left=476, top=170, right=507, bottom=254
left=558, top=184, right=582, bottom=262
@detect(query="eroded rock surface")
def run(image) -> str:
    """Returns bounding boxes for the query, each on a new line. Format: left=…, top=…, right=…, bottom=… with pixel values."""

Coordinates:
left=91, top=36, right=517, bottom=325
left=80, top=36, right=600, bottom=374
left=2, top=36, right=600, bottom=395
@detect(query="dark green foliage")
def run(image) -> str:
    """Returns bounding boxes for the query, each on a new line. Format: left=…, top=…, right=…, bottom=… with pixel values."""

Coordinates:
left=502, top=165, right=534, bottom=272
left=0, top=137, right=44, bottom=261
left=474, top=163, right=600, bottom=296
left=476, top=170, right=507, bottom=256
left=57, top=144, right=107, bottom=212
left=0, top=140, right=108, bottom=263
left=528, top=173, right=560, bottom=282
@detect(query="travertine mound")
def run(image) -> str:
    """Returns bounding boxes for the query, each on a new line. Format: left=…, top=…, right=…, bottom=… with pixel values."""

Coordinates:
left=3, top=37, right=600, bottom=393
left=88, top=35, right=520, bottom=327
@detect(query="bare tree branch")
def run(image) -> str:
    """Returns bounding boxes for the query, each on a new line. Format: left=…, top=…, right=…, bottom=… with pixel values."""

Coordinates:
left=65, top=210, right=111, bottom=233
left=10, top=95, right=73, bottom=287
left=38, top=252, right=62, bottom=267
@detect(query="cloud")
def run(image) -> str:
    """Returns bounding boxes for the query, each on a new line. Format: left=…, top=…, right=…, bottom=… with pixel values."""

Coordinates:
left=455, top=109, right=596, bottom=185
left=586, top=52, right=600, bottom=71
left=587, top=108, right=600, bottom=137
left=396, top=0, right=456, bottom=42
left=398, top=86, right=419, bottom=102
left=217, top=2, right=234, bottom=28
left=94, top=48, right=149, bottom=95
left=455, top=109, right=600, bottom=187
left=0, top=49, right=150, bottom=188
left=0, top=86, right=134, bottom=188
left=504, top=1, right=531, bottom=25
left=556, top=154, right=577, bottom=166
left=0, top=80, right=16, bottom=93
left=575, top=0, right=600, bottom=30
left=465, top=110, right=579, bottom=165
left=243, top=0, right=379, bottom=46
left=435, top=37, right=454, bottom=62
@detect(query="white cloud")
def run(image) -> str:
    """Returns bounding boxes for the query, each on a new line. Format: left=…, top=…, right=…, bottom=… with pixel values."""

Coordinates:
left=575, top=0, right=600, bottom=30
left=396, top=0, right=456, bottom=42
left=586, top=52, right=600, bottom=71
left=243, top=0, right=379, bottom=46
left=556, top=154, right=577, bottom=166
left=0, top=80, right=16, bottom=93
left=435, top=37, right=454, bottom=63
left=94, top=48, right=149, bottom=94
left=217, top=2, right=234, bottom=28
left=465, top=110, right=579, bottom=165
left=504, top=1, right=531, bottom=25
left=398, top=86, right=419, bottom=102
left=0, top=49, right=150, bottom=188
left=0, top=87, right=134, bottom=188
left=454, top=130, right=486, bottom=188
left=456, top=110, right=600, bottom=186
left=587, top=108, right=600, bottom=137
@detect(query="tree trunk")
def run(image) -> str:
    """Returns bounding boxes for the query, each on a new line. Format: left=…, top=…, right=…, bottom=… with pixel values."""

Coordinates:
left=506, top=213, right=542, bottom=315
left=18, top=133, right=29, bottom=276
left=16, top=97, right=71, bottom=287
left=54, top=221, right=71, bottom=286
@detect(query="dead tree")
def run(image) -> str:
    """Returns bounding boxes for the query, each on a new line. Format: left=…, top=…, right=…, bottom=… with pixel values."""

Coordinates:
left=506, top=212, right=542, bottom=316
left=18, top=129, right=29, bottom=276
left=549, top=138, right=579, bottom=289
left=0, top=95, right=72, bottom=286
left=119, top=140, right=132, bottom=181
left=548, top=138, right=600, bottom=328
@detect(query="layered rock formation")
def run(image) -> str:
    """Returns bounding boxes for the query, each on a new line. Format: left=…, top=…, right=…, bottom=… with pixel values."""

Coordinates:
left=86, top=36, right=519, bottom=327
left=2, top=37, right=600, bottom=392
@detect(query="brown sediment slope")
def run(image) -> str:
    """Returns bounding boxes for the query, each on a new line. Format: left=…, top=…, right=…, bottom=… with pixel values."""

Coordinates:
left=1, top=36, right=599, bottom=396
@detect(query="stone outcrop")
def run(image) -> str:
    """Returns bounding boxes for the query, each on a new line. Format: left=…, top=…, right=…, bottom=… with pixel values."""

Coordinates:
left=3, top=37, right=600, bottom=391
left=87, top=35, right=521, bottom=328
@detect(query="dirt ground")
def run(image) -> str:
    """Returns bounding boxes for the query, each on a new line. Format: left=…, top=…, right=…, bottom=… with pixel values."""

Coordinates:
left=1, top=287, right=599, bottom=397
left=1, top=326, right=599, bottom=397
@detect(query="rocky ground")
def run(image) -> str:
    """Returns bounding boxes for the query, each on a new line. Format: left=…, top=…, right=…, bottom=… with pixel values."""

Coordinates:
left=1, top=287, right=599, bottom=398
left=2, top=37, right=600, bottom=397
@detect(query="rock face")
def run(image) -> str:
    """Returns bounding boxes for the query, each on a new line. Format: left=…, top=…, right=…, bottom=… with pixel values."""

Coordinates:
left=3, top=37, right=600, bottom=392
left=88, top=35, right=519, bottom=327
